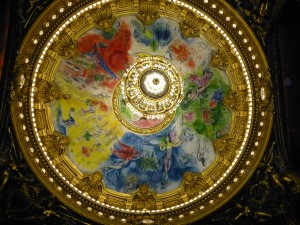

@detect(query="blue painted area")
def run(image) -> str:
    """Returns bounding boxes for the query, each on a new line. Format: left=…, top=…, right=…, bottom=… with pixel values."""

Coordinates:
left=100, top=124, right=199, bottom=194
left=132, top=19, right=173, bottom=51
left=55, top=104, right=76, bottom=135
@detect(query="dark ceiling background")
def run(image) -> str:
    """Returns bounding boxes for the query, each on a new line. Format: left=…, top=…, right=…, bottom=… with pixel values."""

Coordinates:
left=0, top=0, right=300, bottom=224
left=278, top=0, right=300, bottom=173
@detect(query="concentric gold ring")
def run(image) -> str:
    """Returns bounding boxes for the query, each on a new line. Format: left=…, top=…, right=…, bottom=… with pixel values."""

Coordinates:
left=112, top=81, right=176, bottom=135
left=119, top=56, right=184, bottom=121
left=11, top=0, right=273, bottom=224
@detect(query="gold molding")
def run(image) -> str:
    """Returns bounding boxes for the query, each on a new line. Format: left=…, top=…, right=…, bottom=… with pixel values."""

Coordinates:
left=11, top=0, right=273, bottom=224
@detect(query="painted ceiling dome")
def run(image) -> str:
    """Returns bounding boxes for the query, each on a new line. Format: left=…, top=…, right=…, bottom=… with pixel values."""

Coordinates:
left=11, top=0, right=273, bottom=224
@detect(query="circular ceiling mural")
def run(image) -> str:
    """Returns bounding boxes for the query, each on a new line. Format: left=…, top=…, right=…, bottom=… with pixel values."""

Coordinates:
left=11, top=0, right=273, bottom=224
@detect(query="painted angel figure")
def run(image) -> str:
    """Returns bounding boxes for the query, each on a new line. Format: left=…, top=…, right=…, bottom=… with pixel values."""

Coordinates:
left=188, top=68, right=214, bottom=99
left=56, top=105, right=77, bottom=135
left=159, top=123, right=182, bottom=181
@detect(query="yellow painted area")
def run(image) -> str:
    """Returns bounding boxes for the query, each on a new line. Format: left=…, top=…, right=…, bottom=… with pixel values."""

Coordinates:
left=53, top=72, right=124, bottom=171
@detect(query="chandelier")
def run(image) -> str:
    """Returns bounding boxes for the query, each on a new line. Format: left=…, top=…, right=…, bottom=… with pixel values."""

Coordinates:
left=120, top=56, right=184, bottom=120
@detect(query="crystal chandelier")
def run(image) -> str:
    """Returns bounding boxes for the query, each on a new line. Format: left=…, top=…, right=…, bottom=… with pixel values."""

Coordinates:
left=120, top=56, right=184, bottom=120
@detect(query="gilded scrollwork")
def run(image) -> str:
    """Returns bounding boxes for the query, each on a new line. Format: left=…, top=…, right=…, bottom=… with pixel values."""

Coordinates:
left=89, top=3, right=116, bottom=32
left=223, top=89, right=249, bottom=112
left=34, top=109, right=47, bottom=130
left=127, top=213, right=167, bottom=225
left=33, top=78, right=71, bottom=104
left=50, top=30, right=78, bottom=58
left=41, top=131, right=69, bottom=159
left=66, top=15, right=91, bottom=35
left=232, top=116, right=248, bottom=138
left=211, top=44, right=238, bottom=70
left=165, top=1, right=182, bottom=14
left=77, top=172, right=104, bottom=200
left=116, top=0, right=134, bottom=9
left=131, top=185, right=157, bottom=210
left=8, top=0, right=277, bottom=224
left=137, top=0, right=160, bottom=25
left=180, top=11, right=205, bottom=38
left=37, top=55, right=56, bottom=79
left=182, top=172, right=209, bottom=199
left=161, top=198, right=183, bottom=208
left=104, top=194, right=127, bottom=209
left=228, top=63, right=246, bottom=88
left=214, top=135, right=240, bottom=161
left=205, top=26, right=224, bottom=45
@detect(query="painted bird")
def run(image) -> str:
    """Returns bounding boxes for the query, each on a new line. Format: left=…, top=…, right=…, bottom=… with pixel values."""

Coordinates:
left=111, top=141, right=140, bottom=161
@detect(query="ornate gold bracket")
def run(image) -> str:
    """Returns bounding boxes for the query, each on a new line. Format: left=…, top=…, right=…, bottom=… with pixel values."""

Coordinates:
left=89, top=3, right=116, bottom=32
left=137, top=0, right=160, bottom=25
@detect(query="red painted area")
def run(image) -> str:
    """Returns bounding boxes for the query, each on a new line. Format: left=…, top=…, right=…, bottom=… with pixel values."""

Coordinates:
left=102, top=22, right=132, bottom=72
left=77, top=22, right=133, bottom=74
left=170, top=43, right=190, bottom=62
left=100, top=78, right=119, bottom=90
left=112, top=141, right=140, bottom=160
left=132, top=118, right=163, bottom=128
left=82, top=146, right=92, bottom=157
left=187, top=59, right=196, bottom=68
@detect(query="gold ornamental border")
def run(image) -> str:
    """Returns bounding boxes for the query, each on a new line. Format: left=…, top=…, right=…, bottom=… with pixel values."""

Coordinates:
left=112, top=83, right=177, bottom=135
left=11, top=0, right=273, bottom=224
left=113, top=55, right=184, bottom=135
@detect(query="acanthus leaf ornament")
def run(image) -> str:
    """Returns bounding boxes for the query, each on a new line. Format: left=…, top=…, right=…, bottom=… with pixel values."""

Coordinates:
left=33, top=78, right=71, bottom=104
left=131, top=184, right=157, bottom=210
left=211, top=44, right=238, bottom=70
left=180, top=11, right=204, bottom=38
left=41, top=131, right=69, bottom=159
left=50, top=30, right=78, bottom=58
left=137, top=0, right=160, bottom=25
left=89, top=3, right=116, bottom=32
left=214, top=135, right=241, bottom=162
left=222, top=89, right=249, bottom=112
left=182, top=172, right=210, bottom=199
left=77, top=172, right=104, bottom=200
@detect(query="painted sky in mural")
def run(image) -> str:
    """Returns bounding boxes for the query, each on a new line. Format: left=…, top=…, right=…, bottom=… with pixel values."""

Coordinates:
left=50, top=16, right=231, bottom=194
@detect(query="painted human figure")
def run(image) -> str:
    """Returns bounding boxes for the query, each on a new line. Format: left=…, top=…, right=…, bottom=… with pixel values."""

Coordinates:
left=160, top=132, right=182, bottom=181
left=188, top=68, right=214, bottom=99
left=57, top=106, right=77, bottom=135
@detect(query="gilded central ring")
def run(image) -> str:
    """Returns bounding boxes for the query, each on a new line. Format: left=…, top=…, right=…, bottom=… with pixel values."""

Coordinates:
left=120, top=56, right=184, bottom=118
left=112, top=56, right=184, bottom=134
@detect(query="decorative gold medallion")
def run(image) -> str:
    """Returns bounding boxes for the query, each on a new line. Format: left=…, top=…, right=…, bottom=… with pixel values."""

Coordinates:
left=113, top=56, right=183, bottom=134
left=11, top=0, right=273, bottom=224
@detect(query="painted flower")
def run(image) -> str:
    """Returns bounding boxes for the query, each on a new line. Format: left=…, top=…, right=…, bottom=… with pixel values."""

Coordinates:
left=170, top=43, right=190, bottom=62
left=209, top=100, right=217, bottom=108
left=184, top=112, right=195, bottom=122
